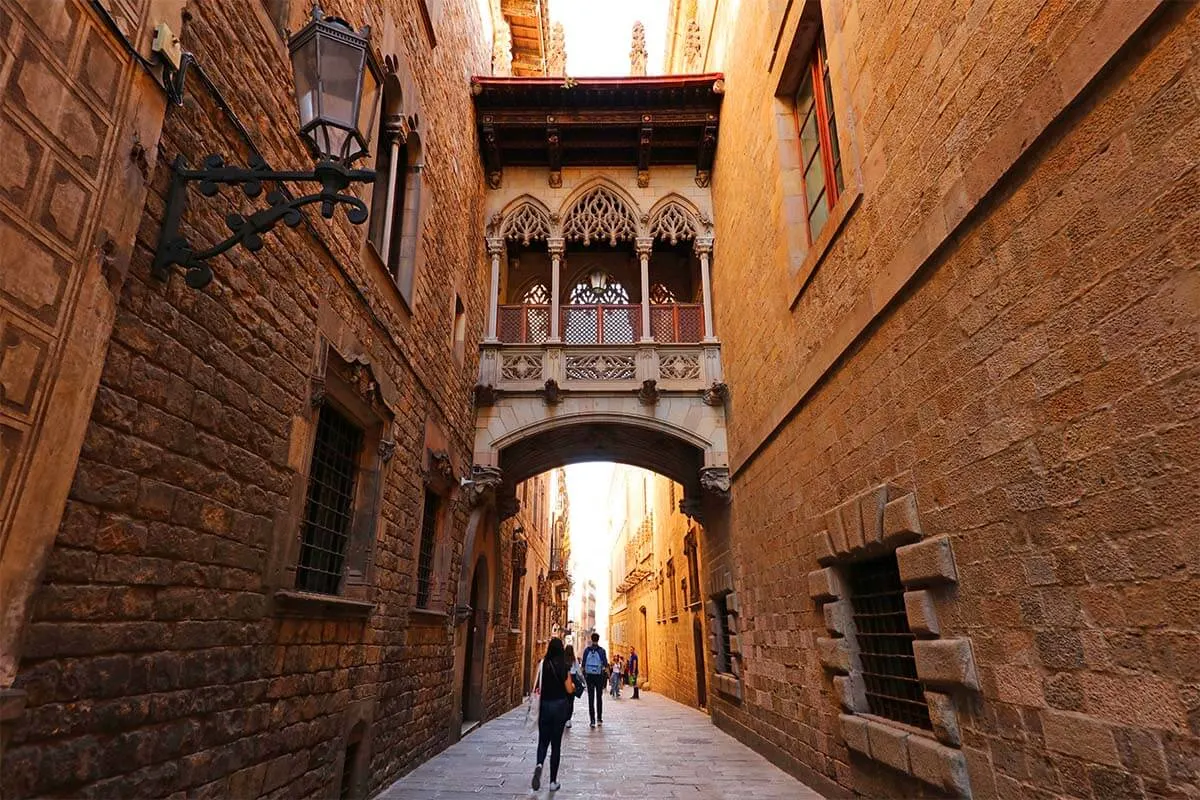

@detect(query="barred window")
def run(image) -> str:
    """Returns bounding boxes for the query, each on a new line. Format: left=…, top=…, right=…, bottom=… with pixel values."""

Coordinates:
left=296, top=405, right=364, bottom=595
left=846, top=554, right=932, bottom=730
left=713, top=593, right=732, bottom=673
left=416, top=489, right=440, bottom=608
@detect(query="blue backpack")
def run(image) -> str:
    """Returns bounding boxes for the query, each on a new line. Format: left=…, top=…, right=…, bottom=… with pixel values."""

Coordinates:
left=584, top=646, right=604, bottom=675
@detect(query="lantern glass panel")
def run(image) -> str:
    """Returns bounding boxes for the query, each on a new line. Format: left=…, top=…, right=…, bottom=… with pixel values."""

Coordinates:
left=293, top=35, right=319, bottom=128
left=356, top=62, right=381, bottom=156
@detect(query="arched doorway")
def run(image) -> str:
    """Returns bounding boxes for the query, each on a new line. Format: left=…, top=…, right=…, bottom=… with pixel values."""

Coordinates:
left=639, top=606, right=649, bottom=684
left=461, top=558, right=489, bottom=725
left=522, top=588, right=534, bottom=695
left=693, top=616, right=707, bottom=709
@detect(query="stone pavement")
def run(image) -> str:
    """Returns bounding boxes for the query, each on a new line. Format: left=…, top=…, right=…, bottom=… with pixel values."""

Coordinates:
left=376, top=689, right=824, bottom=799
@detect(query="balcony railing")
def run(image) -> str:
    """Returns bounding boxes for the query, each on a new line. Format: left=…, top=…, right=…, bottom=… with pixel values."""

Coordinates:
left=495, top=303, right=705, bottom=345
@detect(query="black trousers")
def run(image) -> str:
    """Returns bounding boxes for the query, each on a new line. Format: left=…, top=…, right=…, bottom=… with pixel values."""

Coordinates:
left=585, top=674, right=605, bottom=723
left=536, top=698, right=569, bottom=782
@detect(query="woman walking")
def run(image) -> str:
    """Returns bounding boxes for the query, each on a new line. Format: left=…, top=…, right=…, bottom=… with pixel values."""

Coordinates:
left=563, top=644, right=584, bottom=729
left=532, top=638, right=573, bottom=792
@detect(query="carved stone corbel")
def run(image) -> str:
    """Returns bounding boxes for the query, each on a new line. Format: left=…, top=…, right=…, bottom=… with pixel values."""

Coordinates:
left=377, top=438, right=396, bottom=463
left=426, top=450, right=455, bottom=486
left=473, top=383, right=499, bottom=407
left=466, top=465, right=503, bottom=507
left=699, top=466, right=731, bottom=501
left=541, top=378, right=563, bottom=406
left=637, top=379, right=659, bottom=406
left=703, top=381, right=729, bottom=407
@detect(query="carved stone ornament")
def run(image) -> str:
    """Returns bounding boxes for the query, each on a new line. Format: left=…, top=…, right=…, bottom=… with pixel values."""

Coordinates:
left=512, top=536, right=529, bottom=575
left=474, top=383, right=499, bottom=407
left=679, top=496, right=704, bottom=525
left=377, top=438, right=396, bottom=463
left=703, top=381, right=729, bottom=406
left=310, top=377, right=326, bottom=408
left=630, top=21, right=647, bottom=76
left=454, top=604, right=473, bottom=624
left=498, top=494, right=521, bottom=522
left=695, top=170, right=712, bottom=188
left=683, top=19, right=703, bottom=73
left=347, top=357, right=385, bottom=410
left=426, top=450, right=455, bottom=485
left=541, top=378, right=563, bottom=406
left=699, top=466, right=731, bottom=500
left=547, top=22, right=566, bottom=77
left=466, top=465, right=503, bottom=507
left=637, top=379, right=659, bottom=406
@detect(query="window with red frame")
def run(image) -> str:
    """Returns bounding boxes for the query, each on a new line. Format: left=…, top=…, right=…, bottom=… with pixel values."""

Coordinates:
left=794, top=33, right=844, bottom=244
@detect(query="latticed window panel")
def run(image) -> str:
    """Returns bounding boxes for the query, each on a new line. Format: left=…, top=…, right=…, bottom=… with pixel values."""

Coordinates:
left=846, top=554, right=932, bottom=730
left=296, top=405, right=363, bottom=595
left=568, top=274, right=630, bottom=305
left=522, top=282, right=551, bottom=304
left=497, top=305, right=549, bottom=343
left=561, top=305, right=641, bottom=344
left=650, top=304, right=704, bottom=343
left=416, top=490, right=440, bottom=608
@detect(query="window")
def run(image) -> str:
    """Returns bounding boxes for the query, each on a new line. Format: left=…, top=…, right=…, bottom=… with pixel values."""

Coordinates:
left=451, top=294, right=466, bottom=363
left=416, top=489, right=440, bottom=608
left=339, top=740, right=359, bottom=800
left=846, top=553, right=931, bottom=730
left=296, top=405, right=365, bottom=595
left=667, top=558, right=678, bottom=617
left=649, top=282, right=678, bottom=304
left=368, top=88, right=424, bottom=306
left=684, top=529, right=701, bottom=607
left=794, top=31, right=843, bottom=244
left=713, top=593, right=732, bottom=673
left=510, top=568, right=521, bottom=624
left=522, top=283, right=551, bottom=304
left=568, top=272, right=629, bottom=304
left=681, top=578, right=688, bottom=612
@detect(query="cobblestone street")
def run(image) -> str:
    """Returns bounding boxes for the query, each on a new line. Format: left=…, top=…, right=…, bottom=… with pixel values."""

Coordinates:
left=378, top=691, right=824, bottom=799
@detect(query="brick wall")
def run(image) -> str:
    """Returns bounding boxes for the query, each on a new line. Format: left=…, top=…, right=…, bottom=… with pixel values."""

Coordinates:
left=1, top=0, right=512, bottom=797
left=706, top=0, right=1199, bottom=797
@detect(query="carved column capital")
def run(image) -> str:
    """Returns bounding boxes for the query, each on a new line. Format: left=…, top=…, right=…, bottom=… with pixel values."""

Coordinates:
left=694, top=235, right=714, bottom=256
left=486, top=236, right=506, bottom=256
left=547, top=237, right=566, bottom=256
left=635, top=236, right=655, bottom=258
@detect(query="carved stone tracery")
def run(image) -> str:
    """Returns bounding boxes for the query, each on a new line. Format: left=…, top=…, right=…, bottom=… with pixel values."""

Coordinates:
left=562, top=186, right=638, bottom=246
left=649, top=200, right=699, bottom=245
left=500, top=201, right=551, bottom=245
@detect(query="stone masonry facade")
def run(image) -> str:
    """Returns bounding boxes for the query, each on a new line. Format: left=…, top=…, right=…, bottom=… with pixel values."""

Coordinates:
left=692, top=0, right=1200, bottom=798
left=0, top=0, right=552, bottom=797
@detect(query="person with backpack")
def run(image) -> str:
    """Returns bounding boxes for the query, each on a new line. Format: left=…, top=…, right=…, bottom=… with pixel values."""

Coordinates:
left=532, top=637, right=573, bottom=792
left=581, top=632, right=608, bottom=728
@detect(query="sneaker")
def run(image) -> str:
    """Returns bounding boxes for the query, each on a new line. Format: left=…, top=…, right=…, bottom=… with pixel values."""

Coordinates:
left=532, top=764, right=542, bottom=790
left=565, top=719, right=572, bottom=728
left=589, top=721, right=595, bottom=728
left=549, top=782, right=561, bottom=791
left=597, top=719, right=603, bottom=725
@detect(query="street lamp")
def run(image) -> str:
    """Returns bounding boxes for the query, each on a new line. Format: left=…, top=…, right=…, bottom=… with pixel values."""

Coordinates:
left=152, top=5, right=382, bottom=290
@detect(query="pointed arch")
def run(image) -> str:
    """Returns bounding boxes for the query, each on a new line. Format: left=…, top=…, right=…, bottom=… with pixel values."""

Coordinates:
left=560, top=179, right=641, bottom=246
left=647, top=194, right=702, bottom=245
left=498, top=195, right=553, bottom=246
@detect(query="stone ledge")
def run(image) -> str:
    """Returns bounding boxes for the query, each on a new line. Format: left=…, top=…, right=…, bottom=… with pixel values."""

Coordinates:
left=913, top=638, right=980, bottom=691
left=897, top=535, right=958, bottom=586
left=909, top=735, right=971, bottom=797
left=866, top=719, right=911, bottom=773
left=807, top=567, right=843, bottom=603
left=903, top=589, right=940, bottom=636
left=272, top=590, right=375, bottom=619
left=840, top=713, right=870, bottom=755
left=713, top=671, right=742, bottom=701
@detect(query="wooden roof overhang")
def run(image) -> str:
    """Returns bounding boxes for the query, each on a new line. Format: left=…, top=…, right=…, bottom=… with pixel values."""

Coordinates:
left=471, top=74, right=724, bottom=189
left=500, top=0, right=549, bottom=77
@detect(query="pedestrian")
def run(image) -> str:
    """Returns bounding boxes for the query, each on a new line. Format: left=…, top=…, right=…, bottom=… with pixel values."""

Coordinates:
left=627, top=647, right=640, bottom=699
left=581, top=632, right=609, bottom=728
left=532, top=637, right=573, bottom=792
left=563, top=644, right=584, bottom=729
left=610, top=655, right=623, bottom=698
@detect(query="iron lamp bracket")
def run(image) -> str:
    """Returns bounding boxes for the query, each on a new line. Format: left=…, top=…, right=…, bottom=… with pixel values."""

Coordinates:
left=152, top=153, right=375, bottom=289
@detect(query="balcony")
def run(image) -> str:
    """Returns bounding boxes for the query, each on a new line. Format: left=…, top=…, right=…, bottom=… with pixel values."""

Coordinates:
left=497, top=303, right=705, bottom=345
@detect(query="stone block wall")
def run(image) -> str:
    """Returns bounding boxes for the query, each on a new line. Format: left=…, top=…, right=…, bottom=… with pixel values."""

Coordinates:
left=1, top=0, right=514, bottom=797
left=705, top=0, right=1200, bottom=798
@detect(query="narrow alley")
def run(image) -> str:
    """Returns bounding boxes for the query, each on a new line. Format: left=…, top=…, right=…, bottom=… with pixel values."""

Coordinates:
left=378, top=691, right=823, bottom=800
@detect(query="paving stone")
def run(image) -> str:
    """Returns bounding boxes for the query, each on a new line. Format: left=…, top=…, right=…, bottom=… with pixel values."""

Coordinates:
left=377, top=690, right=825, bottom=799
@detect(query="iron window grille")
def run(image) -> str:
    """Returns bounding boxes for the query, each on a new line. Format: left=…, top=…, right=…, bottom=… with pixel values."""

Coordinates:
left=416, top=489, right=440, bottom=607
left=713, top=593, right=733, bottom=673
left=296, top=404, right=364, bottom=595
left=846, top=554, right=932, bottom=730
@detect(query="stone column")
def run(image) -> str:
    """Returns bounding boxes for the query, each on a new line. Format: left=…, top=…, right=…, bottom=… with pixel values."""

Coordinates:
left=485, top=237, right=504, bottom=342
left=637, top=237, right=654, bottom=342
left=696, top=235, right=716, bottom=342
left=548, top=237, right=564, bottom=342
left=379, top=123, right=405, bottom=260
